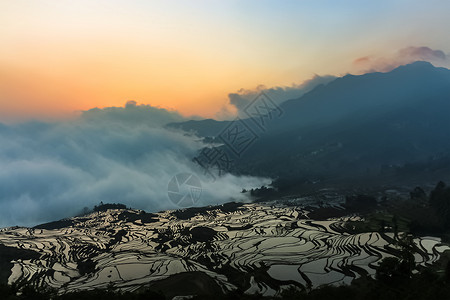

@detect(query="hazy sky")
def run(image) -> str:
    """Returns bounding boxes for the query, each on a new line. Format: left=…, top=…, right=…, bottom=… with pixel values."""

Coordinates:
left=1, top=0, right=450, bottom=121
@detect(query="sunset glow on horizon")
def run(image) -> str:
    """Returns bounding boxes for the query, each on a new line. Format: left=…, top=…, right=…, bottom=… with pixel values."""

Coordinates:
left=1, top=0, right=450, bottom=122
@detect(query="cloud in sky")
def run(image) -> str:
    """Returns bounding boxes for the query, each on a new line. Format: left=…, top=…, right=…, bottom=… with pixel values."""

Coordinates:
left=353, top=56, right=371, bottom=65
left=353, top=46, right=449, bottom=73
left=81, top=100, right=187, bottom=127
left=399, top=46, right=446, bottom=60
left=0, top=103, right=269, bottom=228
left=218, top=75, right=336, bottom=119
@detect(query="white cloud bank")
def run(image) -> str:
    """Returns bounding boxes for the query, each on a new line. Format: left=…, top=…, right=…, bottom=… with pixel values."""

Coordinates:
left=0, top=102, right=269, bottom=227
left=216, top=75, right=336, bottom=120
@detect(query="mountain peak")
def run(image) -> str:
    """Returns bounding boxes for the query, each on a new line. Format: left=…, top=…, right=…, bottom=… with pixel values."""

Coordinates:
left=392, top=60, right=436, bottom=72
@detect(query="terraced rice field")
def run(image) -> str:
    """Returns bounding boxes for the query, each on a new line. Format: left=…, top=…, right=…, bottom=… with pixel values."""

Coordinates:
left=1, top=203, right=449, bottom=296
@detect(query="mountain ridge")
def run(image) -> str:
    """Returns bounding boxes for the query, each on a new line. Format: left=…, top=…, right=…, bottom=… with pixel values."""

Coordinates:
left=169, top=61, right=450, bottom=187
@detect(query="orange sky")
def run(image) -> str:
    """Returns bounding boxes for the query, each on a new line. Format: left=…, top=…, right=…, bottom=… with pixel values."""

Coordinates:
left=1, top=0, right=449, bottom=122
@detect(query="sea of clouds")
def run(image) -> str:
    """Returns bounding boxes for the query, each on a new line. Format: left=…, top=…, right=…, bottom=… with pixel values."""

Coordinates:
left=0, top=101, right=270, bottom=227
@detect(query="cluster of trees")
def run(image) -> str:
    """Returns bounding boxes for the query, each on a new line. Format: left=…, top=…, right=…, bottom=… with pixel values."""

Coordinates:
left=93, top=202, right=127, bottom=212
left=243, top=185, right=276, bottom=198
left=404, top=181, right=450, bottom=234
left=429, top=181, right=450, bottom=228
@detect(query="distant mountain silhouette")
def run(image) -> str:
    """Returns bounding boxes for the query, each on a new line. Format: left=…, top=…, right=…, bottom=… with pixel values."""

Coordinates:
left=169, top=61, right=450, bottom=187
left=167, top=118, right=228, bottom=137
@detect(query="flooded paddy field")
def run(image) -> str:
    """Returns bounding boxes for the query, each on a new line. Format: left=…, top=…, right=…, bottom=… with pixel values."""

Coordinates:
left=1, top=202, right=449, bottom=296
